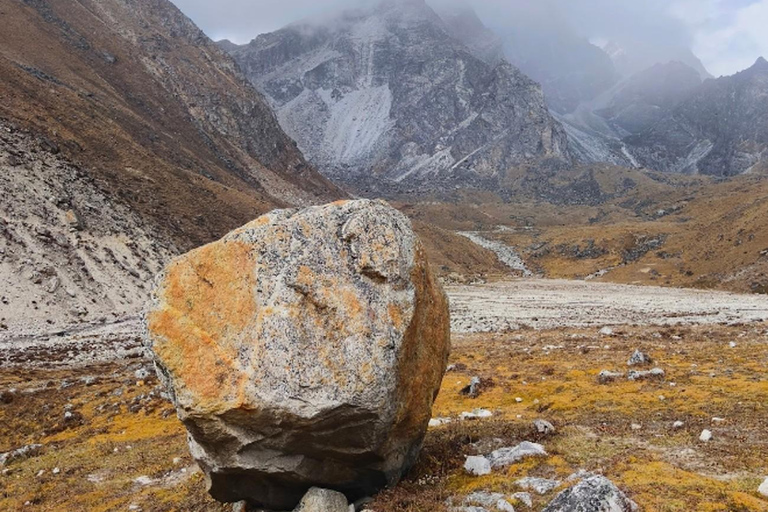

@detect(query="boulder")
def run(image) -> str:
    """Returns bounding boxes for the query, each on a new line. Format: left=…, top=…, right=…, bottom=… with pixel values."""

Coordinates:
left=627, top=350, right=652, bottom=367
left=464, top=456, right=492, bottom=476
left=759, top=477, right=768, bottom=498
left=144, top=200, right=451, bottom=510
left=542, top=476, right=638, bottom=512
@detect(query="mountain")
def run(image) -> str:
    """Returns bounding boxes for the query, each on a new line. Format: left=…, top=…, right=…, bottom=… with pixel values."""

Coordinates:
left=626, top=57, right=768, bottom=176
left=600, top=40, right=712, bottom=81
left=435, top=3, right=504, bottom=65
left=221, top=0, right=570, bottom=196
left=482, top=1, right=618, bottom=114
left=0, top=0, right=341, bottom=334
left=595, top=61, right=704, bottom=136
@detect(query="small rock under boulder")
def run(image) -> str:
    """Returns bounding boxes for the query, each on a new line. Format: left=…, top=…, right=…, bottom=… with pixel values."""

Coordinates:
left=294, top=487, right=348, bottom=512
left=144, top=200, right=451, bottom=510
left=541, top=475, right=638, bottom=512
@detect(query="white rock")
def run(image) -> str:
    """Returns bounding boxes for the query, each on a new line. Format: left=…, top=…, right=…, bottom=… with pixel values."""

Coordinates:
left=461, top=409, right=493, bottom=420
left=464, top=456, right=492, bottom=476
left=673, top=421, right=685, bottom=429
left=599, top=327, right=614, bottom=336
left=711, top=417, right=726, bottom=424
left=487, top=442, right=547, bottom=469
left=533, top=419, right=556, bottom=436
left=511, top=492, right=533, bottom=507
left=496, top=499, right=516, bottom=512
left=52, top=467, right=60, bottom=475
left=515, top=477, right=561, bottom=494
left=631, top=424, right=642, bottom=431
left=729, top=342, right=737, bottom=348
left=758, top=477, right=768, bottom=498
left=699, top=429, right=713, bottom=442
left=429, top=417, right=452, bottom=427
left=294, top=487, right=348, bottom=512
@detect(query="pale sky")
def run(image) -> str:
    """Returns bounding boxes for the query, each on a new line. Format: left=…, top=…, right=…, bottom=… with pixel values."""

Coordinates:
left=171, top=0, right=768, bottom=77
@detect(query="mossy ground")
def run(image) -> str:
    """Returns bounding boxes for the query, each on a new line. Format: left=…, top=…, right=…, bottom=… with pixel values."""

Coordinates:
left=2, top=323, right=767, bottom=511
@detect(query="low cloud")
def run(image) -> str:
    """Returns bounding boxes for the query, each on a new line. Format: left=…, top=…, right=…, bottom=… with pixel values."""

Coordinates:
left=170, top=0, right=767, bottom=75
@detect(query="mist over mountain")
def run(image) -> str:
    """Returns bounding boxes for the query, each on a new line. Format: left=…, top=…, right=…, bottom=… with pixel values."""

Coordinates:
left=222, top=0, right=570, bottom=196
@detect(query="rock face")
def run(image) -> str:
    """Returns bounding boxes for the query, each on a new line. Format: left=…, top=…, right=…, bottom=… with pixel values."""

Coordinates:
left=144, top=199, right=450, bottom=510
left=542, top=475, right=639, bottom=512
left=222, top=0, right=569, bottom=195
left=626, top=57, right=768, bottom=176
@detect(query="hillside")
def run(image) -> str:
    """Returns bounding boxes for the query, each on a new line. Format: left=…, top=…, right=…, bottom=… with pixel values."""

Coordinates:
left=0, top=0, right=343, bottom=333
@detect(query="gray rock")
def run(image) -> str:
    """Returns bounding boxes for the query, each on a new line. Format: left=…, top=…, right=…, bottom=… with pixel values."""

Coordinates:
left=465, top=492, right=505, bottom=508
left=597, top=370, right=624, bottom=384
left=515, top=477, right=561, bottom=495
left=627, top=368, right=665, bottom=381
left=461, top=377, right=483, bottom=398
left=533, top=419, right=556, bottom=436
left=0, top=444, right=43, bottom=466
left=487, top=442, right=547, bottom=469
left=627, top=350, right=653, bottom=366
left=542, top=475, right=639, bottom=512
left=144, top=200, right=450, bottom=510
left=465, top=456, right=492, bottom=476
left=511, top=492, right=533, bottom=508
left=294, top=488, right=348, bottom=512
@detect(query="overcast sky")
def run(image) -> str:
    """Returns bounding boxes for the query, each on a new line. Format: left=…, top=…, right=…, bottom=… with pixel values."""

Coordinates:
left=171, top=0, right=768, bottom=76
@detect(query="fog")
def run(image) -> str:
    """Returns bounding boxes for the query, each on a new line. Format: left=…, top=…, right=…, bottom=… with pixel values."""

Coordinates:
left=171, top=0, right=768, bottom=77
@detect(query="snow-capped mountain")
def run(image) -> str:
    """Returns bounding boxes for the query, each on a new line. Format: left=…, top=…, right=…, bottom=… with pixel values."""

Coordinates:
left=220, top=0, right=569, bottom=195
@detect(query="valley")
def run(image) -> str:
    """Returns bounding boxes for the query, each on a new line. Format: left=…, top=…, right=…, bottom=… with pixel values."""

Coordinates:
left=2, top=282, right=767, bottom=511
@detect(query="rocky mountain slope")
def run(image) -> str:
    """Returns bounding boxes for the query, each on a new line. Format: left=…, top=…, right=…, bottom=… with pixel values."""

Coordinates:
left=222, top=0, right=570, bottom=195
left=0, top=0, right=342, bottom=334
left=626, top=57, right=768, bottom=176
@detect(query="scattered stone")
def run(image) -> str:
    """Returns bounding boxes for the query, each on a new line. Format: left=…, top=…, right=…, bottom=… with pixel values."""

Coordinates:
left=599, top=327, right=614, bottom=336
left=729, top=342, right=737, bottom=348
left=631, top=423, right=642, bottom=431
left=0, top=444, right=43, bottom=466
left=294, top=487, right=348, bottom=512
left=627, top=349, right=652, bottom=366
left=429, top=417, right=452, bottom=427
left=464, top=456, right=492, bottom=476
left=700, top=429, right=713, bottom=442
left=461, top=377, right=482, bottom=398
left=496, top=499, right=516, bottom=512
left=627, top=368, right=665, bottom=381
left=758, top=477, right=768, bottom=498
left=541, top=475, right=639, bottom=512
left=516, top=477, right=561, bottom=494
left=465, top=492, right=504, bottom=508
left=515, top=397, right=523, bottom=403
left=511, top=492, right=533, bottom=508
left=597, top=370, right=624, bottom=384
left=134, top=476, right=154, bottom=486
left=487, top=442, right=547, bottom=469
left=52, top=467, right=60, bottom=475
left=533, top=419, right=556, bottom=436
left=673, top=421, right=685, bottom=430
left=711, top=417, right=726, bottom=424
left=461, top=409, right=494, bottom=420
left=144, top=201, right=450, bottom=510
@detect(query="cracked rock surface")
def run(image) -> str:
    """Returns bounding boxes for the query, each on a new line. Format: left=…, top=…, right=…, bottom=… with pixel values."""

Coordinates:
left=144, top=199, right=450, bottom=510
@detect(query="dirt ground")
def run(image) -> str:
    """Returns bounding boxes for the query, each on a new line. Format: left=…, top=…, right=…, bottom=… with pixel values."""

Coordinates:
left=2, top=282, right=768, bottom=512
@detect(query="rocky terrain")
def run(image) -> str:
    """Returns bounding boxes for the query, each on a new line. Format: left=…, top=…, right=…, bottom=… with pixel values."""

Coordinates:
left=0, top=0, right=342, bottom=332
left=2, top=281, right=767, bottom=511
left=221, top=0, right=569, bottom=195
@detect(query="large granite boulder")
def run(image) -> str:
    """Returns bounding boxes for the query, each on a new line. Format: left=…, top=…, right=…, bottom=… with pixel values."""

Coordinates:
left=144, top=199, right=450, bottom=510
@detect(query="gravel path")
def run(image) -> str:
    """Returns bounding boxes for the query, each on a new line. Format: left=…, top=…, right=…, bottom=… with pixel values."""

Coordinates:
left=448, top=279, right=768, bottom=333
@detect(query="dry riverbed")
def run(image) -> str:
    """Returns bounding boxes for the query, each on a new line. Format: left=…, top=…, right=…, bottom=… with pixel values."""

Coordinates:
left=2, top=280, right=768, bottom=511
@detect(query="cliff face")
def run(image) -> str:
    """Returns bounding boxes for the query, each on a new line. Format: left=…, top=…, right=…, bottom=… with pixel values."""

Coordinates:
left=223, top=0, right=570, bottom=196
left=626, top=58, right=768, bottom=176
left=0, top=0, right=343, bottom=333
